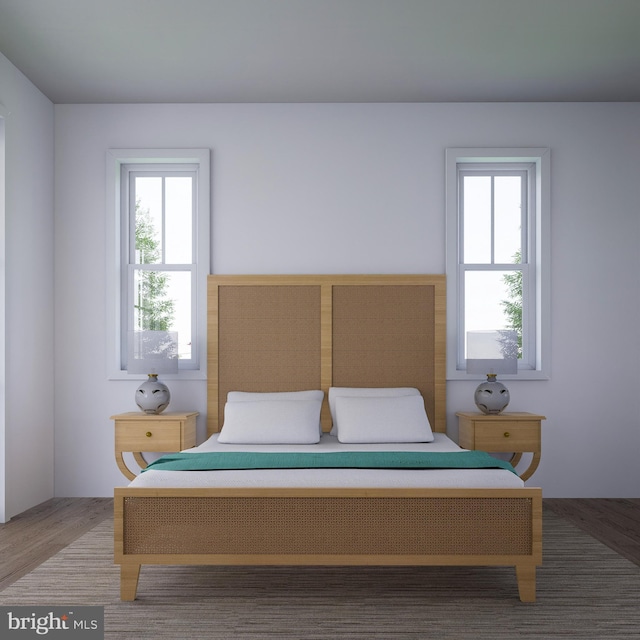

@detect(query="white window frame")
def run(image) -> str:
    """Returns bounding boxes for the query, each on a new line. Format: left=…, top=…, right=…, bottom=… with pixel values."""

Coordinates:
left=106, top=149, right=210, bottom=380
left=445, top=148, right=550, bottom=381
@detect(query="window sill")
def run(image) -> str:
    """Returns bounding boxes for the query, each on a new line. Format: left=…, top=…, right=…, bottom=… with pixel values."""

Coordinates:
left=108, top=370, right=207, bottom=382
left=447, top=370, right=550, bottom=382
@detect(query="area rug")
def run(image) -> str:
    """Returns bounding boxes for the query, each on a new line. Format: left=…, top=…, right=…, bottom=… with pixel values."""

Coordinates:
left=1, top=507, right=639, bottom=639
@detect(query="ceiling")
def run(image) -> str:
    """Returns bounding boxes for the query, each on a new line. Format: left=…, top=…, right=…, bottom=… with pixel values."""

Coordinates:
left=1, top=0, right=639, bottom=104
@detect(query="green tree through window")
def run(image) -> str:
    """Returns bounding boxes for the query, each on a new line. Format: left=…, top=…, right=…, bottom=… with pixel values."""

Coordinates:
left=134, top=202, right=175, bottom=331
left=501, top=250, right=522, bottom=358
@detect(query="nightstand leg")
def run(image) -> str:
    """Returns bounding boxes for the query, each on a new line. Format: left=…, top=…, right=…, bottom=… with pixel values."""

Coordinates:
left=510, top=452, right=523, bottom=467
left=133, top=451, right=148, bottom=470
left=115, top=453, right=136, bottom=481
left=520, top=452, right=541, bottom=482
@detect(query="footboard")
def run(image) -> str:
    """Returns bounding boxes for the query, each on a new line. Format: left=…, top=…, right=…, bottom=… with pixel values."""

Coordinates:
left=114, top=487, right=542, bottom=602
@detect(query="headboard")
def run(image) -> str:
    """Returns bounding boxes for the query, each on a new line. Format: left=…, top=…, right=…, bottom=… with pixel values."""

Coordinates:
left=207, top=274, right=446, bottom=437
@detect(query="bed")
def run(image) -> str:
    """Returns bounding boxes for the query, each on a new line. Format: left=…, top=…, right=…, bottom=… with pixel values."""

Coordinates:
left=114, top=274, right=542, bottom=602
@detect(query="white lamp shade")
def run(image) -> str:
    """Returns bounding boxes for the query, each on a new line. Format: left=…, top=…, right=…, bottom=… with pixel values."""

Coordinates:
left=466, top=330, right=518, bottom=375
left=127, top=330, right=179, bottom=375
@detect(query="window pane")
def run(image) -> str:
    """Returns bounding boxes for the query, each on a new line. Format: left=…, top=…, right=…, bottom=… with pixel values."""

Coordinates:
left=494, top=176, right=522, bottom=263
left=134, top=177, right=163, bottom=264
left=165, top=176, right=193, bottom=264
left=463, top=176, right=491, bottom=263
left=134, top=270, right=192, bottom=360
left=464, top=270, right=522, bottom=358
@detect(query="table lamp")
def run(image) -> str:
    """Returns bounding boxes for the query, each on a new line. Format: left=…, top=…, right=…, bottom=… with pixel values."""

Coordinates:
left=466, top=330, right=518, bottom=414
left=128, top=330, right=178, bottom=414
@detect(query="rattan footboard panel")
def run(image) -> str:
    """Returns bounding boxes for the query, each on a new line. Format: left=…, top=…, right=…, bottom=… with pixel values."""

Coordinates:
left=119, top=491, right=539, bottom=558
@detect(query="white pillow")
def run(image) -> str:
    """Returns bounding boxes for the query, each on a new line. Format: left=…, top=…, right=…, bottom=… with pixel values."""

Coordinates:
left=328, top=387, right=420, bottom=435
left=227, top=390, right=324, bottom=436
left=227, top=390, right=324, bottom=403
left=334, top=395, right=434, bottom=443
left=218, top=399, right=322, bottom=444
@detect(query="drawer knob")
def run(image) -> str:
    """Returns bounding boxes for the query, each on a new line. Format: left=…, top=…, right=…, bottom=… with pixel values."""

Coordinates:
left=146, top=431, right=153, bottom=438
left=503, top=431, right=510, bottom=438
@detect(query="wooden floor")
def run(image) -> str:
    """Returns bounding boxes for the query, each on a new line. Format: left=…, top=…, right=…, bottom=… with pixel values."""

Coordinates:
left=545, top=498, right=640, bottom=567
left=0, top=497, right=113, bottom=592
left=0, top=498, right=638, bottom=591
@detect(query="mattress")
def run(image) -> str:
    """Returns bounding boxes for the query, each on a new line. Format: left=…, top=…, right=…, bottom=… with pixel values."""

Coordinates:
left=128, top=433, right=524, bottom=489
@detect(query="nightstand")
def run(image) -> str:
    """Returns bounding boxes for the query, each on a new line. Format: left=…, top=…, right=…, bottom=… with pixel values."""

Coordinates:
left=111, top=411, right=198, bottom=480
left=456, top=411, right=545, bottom=481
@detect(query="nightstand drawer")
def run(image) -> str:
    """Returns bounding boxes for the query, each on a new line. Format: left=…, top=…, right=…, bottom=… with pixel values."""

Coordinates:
left=112, top=411, right=198, bottom=480
left=473, top=421, right=541, bottom=452
left=456, top=411, right=545, bottom=481
left=115, top=421, right=182, bottom=452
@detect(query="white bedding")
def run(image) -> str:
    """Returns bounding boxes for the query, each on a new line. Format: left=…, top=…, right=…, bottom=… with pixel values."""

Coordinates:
left=128, top=433, right=524, bottom=489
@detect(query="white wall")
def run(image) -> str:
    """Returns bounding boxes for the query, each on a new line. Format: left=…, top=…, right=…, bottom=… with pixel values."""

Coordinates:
left=0, top=53, right=55, bottom=521
left=54, top=102, right=640, bottom=498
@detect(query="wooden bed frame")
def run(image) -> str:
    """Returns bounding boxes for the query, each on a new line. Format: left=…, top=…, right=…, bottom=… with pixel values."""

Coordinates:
left=114, top=274, right=542, bottom=601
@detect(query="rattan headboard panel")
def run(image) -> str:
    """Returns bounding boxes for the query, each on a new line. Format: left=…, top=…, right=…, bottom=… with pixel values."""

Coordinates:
left=207, top=275, right=446, bottom=436
left=332, top=284, right=437, bottom=429
left=213, top=284, right=322, bottom=430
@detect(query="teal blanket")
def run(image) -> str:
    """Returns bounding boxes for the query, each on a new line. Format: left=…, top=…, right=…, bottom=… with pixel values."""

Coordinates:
left=143, top=450, right=517, bottom=474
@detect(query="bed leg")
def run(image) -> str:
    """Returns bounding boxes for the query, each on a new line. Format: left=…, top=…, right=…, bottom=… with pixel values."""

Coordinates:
left=515, top=565, right=536, bottom=603
left=120, top=563, right=141, bottom=601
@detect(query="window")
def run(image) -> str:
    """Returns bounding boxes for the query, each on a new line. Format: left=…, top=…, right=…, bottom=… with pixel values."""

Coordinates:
left=445, top=148, right=550, bottom=380
left=106, top=149, right=210, bottom=379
